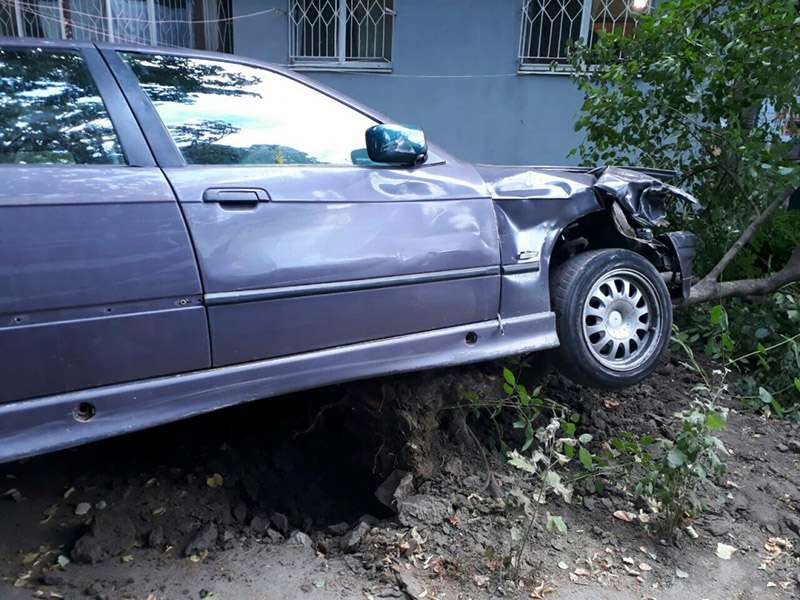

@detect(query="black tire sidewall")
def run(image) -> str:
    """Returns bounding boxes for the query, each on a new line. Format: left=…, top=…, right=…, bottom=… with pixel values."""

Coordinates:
left=553, top=249, right=673, bottom=389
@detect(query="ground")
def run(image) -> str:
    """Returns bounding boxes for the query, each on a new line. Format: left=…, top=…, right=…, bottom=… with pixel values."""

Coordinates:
left=1, top=355, right=799, bottom=600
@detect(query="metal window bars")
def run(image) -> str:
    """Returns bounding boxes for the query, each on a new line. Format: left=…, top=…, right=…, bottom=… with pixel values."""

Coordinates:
left=519, top=0, right=644, bottom=70
left=289, top=0, right=394, bottom=70
left=0, top=0, right=233, bottom=52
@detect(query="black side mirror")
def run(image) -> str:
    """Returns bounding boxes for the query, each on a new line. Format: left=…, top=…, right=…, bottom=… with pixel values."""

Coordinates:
left=365, top=124, right=427, bottom=166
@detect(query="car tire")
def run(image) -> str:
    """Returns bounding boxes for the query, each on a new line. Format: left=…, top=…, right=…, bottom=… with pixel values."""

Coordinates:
left=550, top=248, right=672, bottom=389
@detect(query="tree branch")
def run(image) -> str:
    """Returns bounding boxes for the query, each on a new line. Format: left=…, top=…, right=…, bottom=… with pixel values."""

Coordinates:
left=687, top=246, right=800, bottom=305
left=699, top=191, right=791, bottom=284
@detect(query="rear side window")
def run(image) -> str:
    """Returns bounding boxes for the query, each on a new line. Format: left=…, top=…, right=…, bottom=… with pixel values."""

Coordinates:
left=121, top=53, right=377, bottom=166
left=0, top=48, right=125, bottom=165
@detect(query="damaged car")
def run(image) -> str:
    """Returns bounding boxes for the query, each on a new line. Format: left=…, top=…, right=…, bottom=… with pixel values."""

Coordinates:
left=0, top=39, right=697, bottom=462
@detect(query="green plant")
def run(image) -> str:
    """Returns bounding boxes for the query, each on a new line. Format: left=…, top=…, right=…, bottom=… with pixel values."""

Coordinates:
left=678, top=290, right=800, bottom=417
left=569, top=0, right=800, bottom=304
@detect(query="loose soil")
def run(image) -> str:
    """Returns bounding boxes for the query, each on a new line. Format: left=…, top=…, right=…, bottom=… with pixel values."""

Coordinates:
left=1, top=355, right=799, bottom=599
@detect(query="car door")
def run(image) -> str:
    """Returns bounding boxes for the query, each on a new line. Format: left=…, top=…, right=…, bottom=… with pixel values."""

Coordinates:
left=103, top=48, right=501, bottom=367
left=0, top=41, right=210, bottom=403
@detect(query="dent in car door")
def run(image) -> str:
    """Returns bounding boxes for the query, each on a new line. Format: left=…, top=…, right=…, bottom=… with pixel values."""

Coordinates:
left=0, top=44, right=210, bottom=403
left=109, top=50, right=501, bottom=366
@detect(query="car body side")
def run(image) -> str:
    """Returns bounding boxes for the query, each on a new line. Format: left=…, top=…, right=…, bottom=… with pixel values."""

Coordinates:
left=0, top=39, right=695, bottom=463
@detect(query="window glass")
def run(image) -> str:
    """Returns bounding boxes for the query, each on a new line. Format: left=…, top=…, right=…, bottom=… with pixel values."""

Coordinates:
left=0, top=48, right=125, bottom=165
left=123, top=53, right=378, bottom=165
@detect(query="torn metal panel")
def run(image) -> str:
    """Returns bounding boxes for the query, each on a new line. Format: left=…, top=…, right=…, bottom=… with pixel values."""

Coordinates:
left=593, top=166, right=701, bottom=227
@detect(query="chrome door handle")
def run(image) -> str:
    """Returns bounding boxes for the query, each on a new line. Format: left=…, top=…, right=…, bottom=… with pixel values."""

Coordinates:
left=203, top=188, right=270, bottom=203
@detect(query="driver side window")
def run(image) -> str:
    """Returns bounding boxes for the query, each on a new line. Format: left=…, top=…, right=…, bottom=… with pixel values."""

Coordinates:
left=122, top=53, right=378, bottom=166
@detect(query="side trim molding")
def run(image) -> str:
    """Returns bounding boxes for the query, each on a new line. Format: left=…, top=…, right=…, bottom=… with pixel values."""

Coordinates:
left=501, top=261, right=541, bottom=275
left=0, top=312, right=558, bottom=464
left=205, top=265, right=501, bottom=305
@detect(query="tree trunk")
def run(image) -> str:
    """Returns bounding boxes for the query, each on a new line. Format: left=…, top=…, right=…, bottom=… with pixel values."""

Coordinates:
left=683, top=189, right=799, bottom=306
left=686, top=246, right=800, bottom=305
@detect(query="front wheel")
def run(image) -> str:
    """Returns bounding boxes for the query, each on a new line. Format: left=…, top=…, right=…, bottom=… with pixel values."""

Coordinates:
left=550, top=249, right=672, bottom=389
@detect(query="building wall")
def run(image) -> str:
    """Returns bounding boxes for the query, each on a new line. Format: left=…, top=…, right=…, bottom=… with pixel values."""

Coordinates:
left=232, top=0, right=586, bottom=165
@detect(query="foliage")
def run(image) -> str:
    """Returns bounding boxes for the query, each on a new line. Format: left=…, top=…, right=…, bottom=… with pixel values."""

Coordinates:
left=678, top=289, right=800, bottom=417
left=568, top=0, right=800, bottom=277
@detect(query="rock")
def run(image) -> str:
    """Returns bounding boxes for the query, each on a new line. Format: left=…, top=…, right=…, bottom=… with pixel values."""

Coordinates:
left=265, top=528, right=284, bottom=543
left=327, top=522, right=350, bottom=536
left=397, top=495, right=451, bottom=527
left=183, top=523, right=218, bottom=557
left=270, top=512, right=290, bottom=535
left=147, top=525, right=164, bottom=548
left=40, top=571, right=66, bottom=586
left=288, top=530, right=314, bottom=549
left=344, top=522, right=370, bottom=551
left=358, top=514, right=380, bottom=527
left=375, top=470, right=412, bottom=510
left=232, top=502, right=247, bottom=524
left=707, top=518, right=731, bottom=537
left=777, top=443, right=789, bottom=453
left=75, top=502, right=92, bottom=516
left=249, top=515, right=268, bottom=534
left=785, top=515, right=800, bottom=536
left=788, top=440, right=800, bottom=454
left=70, top=511, right=136, bottom=564
left=396, top=571, right=426, bottom=600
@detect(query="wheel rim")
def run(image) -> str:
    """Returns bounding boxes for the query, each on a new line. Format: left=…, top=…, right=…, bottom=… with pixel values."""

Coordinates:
left=581, top=268, right=663, bottom=372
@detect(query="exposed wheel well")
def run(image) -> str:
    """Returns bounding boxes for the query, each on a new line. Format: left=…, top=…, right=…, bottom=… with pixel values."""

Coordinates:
left=549, top=207, right=673, bottom=284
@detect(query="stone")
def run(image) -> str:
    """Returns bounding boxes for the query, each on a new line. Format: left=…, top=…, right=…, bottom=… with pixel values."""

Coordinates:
left=397, top=495, right=451, bottom=527
left=232, top=502, right=247, bottom=524
left=70, top=511, right=136, bottom=564
left=396, top=571, right=426, bottom=600
left=249, top=515, right=268, bottom=534
left=344, top=521, right=370, bottom=551
left=147, top=525, right=164, bottom=548
left=270, top=512, right=290, bottom=535
left=327, top=521, right=350, bottom=536
left=288, top=530, right=314, bottom=549
left=75, top=502, right=92, bottom=516
left=183, top=523, right=218, bottom=557
left=375, top=470, right=412, bottom=510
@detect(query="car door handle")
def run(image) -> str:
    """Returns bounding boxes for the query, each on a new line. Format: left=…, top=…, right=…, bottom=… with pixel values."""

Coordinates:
left=203, top=188, right=270, bottom=204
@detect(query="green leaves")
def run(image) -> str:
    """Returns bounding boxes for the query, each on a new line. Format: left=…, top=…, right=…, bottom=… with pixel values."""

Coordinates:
left=578, top=447, right=594, bottom=470
left=667, top=448, right=687, bottom=468
left=705, top=411, right=727, bottom=431
left=546, top=513, right=567, bottom=535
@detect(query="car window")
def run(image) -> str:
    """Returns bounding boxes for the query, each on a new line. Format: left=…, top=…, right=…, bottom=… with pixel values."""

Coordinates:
left=0, top=48, right=125, bottom=165
left=122, top=53, right=379, bottom=166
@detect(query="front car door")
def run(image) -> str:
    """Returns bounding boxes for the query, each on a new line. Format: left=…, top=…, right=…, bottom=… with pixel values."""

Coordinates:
left=105, top=48, right=501, bottom=366
left=0, top=40, right=210, bottom=403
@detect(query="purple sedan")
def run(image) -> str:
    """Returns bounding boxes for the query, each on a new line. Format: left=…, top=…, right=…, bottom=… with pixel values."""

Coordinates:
left=0, top=39, right=697, bottom=463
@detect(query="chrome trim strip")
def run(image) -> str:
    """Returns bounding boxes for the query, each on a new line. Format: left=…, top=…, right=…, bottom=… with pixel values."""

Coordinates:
left=501, top=261, right=541, bottom=275
left=204, top=265, right=501, bottom=305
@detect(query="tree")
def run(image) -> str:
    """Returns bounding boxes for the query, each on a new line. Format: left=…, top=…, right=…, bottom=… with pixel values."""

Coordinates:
left=569, top=0, right=800, bottom=304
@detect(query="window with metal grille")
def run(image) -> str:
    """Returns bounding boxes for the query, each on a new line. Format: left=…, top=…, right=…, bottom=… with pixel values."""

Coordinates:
left=519, top=0, right=649, bottom=70
left=289, top=0, right=394, bottom=71
left=0, top=0, right=233, bottom=53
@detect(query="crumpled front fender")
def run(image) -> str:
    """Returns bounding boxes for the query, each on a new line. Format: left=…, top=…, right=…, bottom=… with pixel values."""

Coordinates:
left=592, top=166, right=701, bottom=227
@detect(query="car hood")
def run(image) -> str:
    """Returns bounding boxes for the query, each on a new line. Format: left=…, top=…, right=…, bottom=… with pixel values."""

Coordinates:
left=474, top=164, right=700, bottom=227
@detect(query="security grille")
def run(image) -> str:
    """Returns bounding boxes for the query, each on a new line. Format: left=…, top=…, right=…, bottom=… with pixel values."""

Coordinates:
left=0, top=0, right=232, bottom=52
left=519, top=0, right=647, bottom=69
left=289, top=0, right=394, bottom=70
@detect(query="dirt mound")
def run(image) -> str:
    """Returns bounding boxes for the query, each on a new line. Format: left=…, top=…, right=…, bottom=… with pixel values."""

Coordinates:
left=2, top=357, right=799, bottom=599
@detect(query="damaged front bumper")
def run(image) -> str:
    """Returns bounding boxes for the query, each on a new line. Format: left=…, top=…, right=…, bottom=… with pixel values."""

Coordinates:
left=593, top=167, right=700, bottom=303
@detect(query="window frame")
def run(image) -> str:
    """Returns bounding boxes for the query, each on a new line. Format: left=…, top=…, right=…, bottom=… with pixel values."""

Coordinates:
left=0, top=0, right=232, bottom=53
left=103, top=46, right=443, bottom=169
left=287, top=0, right=395, bottom=73
left=0, top=40, right=154, bottom=168
left=518, top=0, right=647, bottom=74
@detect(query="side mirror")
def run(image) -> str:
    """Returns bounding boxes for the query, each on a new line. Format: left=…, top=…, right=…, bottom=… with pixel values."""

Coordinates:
left=365, top=124, right=427, bottom=166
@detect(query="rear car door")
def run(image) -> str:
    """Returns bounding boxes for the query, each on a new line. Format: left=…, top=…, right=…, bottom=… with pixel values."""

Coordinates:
left=0, top=41, right=210, bottom=403
left=105, top=49, right=501, bottom=367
